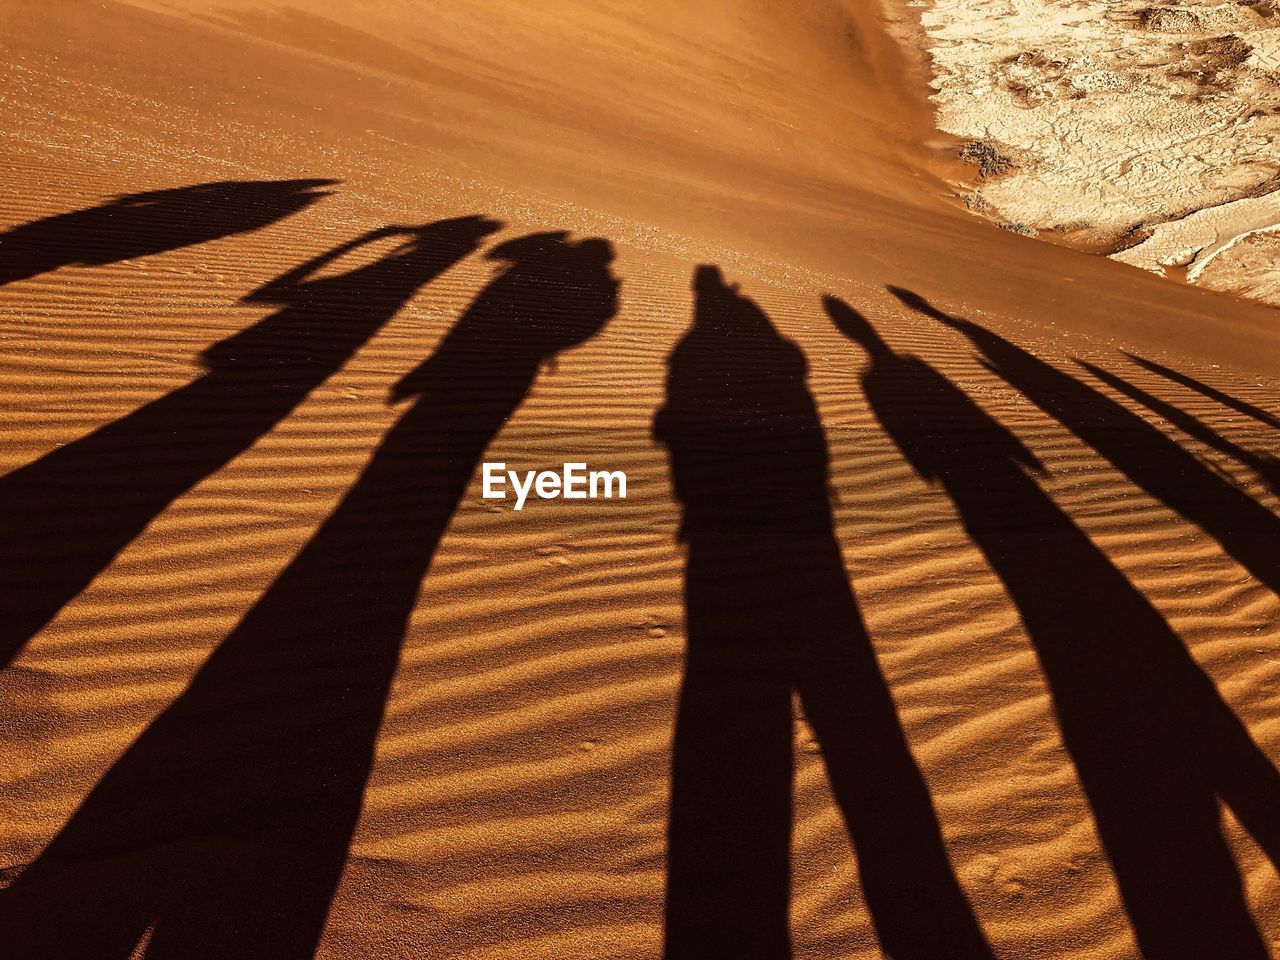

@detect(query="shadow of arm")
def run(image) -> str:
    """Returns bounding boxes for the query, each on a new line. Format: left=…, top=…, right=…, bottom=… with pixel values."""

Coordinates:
left=243, top=226, right=413, bottom=304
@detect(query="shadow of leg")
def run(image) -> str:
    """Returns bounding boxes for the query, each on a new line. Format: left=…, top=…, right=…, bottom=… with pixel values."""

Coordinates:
left=658, top=270, right=990, bottom=959
left=829, top=293, right=1277, bottom=959
left=0, top=231, right=618, bottom=959
left=0, top=217, right=499, bottom=668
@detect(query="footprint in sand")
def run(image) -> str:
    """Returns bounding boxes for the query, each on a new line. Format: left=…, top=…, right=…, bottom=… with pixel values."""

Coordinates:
left=534, top=544, right=572, bottom=567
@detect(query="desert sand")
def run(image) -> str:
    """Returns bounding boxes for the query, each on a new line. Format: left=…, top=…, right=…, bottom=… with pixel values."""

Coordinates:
left=0, top=1, right=1277, bottom=958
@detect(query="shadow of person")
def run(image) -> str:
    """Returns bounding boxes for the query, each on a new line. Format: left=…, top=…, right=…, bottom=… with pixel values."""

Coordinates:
left=886, top=287, right=1280, bottom=598
left=1077, top=359, right=1280, bottom=499
left=0, top=232, right=618, bottom=959
left=655, top=267, right=992, bottom=960
left=0, top=180, right=337, bottom=286
left=1124, top=351, right=1280, bottom=432
left=827, top=295, right=1280, bottom=960
left=0, top=216, right=501, bottom=670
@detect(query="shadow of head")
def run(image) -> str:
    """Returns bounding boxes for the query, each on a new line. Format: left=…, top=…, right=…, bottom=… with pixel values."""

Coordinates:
left=886, top=285, right=958, bottom=326
left=487, top=230, right=614, bottom=270
left=823, top=294, right=893, bottom=358
left=665, top=263, right=811, bottom=408
left=388, top=230, right=618, bottom=402
left=693, top=263, right=737, bottom=296
left=387, top=215, right=503, bottom=257
left=687, top=263, right=789, bottom=344
left=483, top=231, right=619, bottom=338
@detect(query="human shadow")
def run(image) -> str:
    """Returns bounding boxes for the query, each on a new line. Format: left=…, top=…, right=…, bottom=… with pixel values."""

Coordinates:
left=827, top=295, right=1280, bottom=959
left=887, top=288, right=1280, bottom=597
left=1077, top=359, right=1280, bottom=499
left=1124, top=352, right=1280, bottom=432
left=0, top=232, right=618, bottom=958
left=0, top=180, right=336, bottom=286
left=0, top=216, right=500, bottom=669
left=655, top=267, right=992, bottom=960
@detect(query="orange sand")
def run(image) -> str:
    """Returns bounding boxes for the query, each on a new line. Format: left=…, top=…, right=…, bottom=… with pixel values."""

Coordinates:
left=0, top=1, right=1277, bottom=958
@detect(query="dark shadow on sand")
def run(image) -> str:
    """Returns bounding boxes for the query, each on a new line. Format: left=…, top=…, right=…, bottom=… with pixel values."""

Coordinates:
left=656, top=267, right=992, bottom=960
left=0, top=217, right=499, bottom=669
left=1077, top=359, right=1280, bottom=499
left=0, top=180, right=335, bottom=286
left=887, top=287, right=1280, bottom=597
left=0, top=231, right=618, bottom=958
left=1124, top=352, right=1280, bottom=433
left=828, top=293, right=1280, bottom=960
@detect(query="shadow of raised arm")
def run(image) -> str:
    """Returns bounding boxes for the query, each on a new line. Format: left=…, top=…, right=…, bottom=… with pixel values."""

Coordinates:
left=242, top=225, right=418, bottom=305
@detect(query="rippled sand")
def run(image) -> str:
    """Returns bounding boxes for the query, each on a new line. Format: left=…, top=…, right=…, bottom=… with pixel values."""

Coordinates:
left=0, top=1, right=1277, bottom=957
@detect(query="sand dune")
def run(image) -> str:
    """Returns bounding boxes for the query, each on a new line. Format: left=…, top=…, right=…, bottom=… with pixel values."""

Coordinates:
left=1, top=1, right=1277, bottom=958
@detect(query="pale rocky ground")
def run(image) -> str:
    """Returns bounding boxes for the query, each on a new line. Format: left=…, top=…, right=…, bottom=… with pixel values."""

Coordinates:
left=918, top=0, right=1280, bottom=303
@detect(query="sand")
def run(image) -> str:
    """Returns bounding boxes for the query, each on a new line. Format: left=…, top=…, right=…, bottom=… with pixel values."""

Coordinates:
left=0, top=0, right=1277, bottom=958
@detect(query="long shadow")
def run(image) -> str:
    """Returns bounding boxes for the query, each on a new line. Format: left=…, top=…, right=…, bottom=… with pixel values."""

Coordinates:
left=0, top=180, right=337, bottom=286
left=1124, top=351, right=1280, bottom=432
left=827, top=295, right=1280, bottom=959
left=1077, top=359, right=1280, bottom=498
left=0, top=217, right=499, bottom=669
left=0, top=231, right=618, bottom=958
left=655, top=267, right=992, bottom=960
left=887, top=288, right=1280, bottom=597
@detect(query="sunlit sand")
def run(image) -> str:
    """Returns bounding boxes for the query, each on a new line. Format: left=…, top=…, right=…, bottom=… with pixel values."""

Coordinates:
left=1, top=1, right=1276, bottom=957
